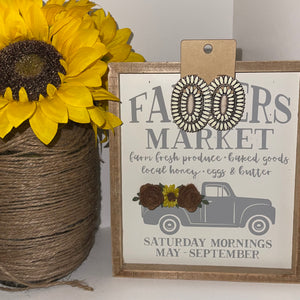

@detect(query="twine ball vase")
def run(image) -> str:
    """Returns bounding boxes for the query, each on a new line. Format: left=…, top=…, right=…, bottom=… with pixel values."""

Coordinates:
left=0, top=123, right=100, bottom=288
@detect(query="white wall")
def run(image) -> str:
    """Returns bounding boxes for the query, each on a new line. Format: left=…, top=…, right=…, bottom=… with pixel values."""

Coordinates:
left=233, top=0, right=300, bottom=60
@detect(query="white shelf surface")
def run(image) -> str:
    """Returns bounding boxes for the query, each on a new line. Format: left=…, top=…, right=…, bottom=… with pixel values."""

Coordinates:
left=1, top=227, right=300, bottom=300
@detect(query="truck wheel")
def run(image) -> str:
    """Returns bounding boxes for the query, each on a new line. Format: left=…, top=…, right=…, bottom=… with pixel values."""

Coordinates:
left=248, top=216, right=270, bottom=235
left=159, top=215, right=180, bottom=235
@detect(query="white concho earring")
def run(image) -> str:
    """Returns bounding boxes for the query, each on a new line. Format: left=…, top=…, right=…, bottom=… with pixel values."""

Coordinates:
left=208, top=75, right=245, bottom=130
left=171, top=75, right=211, bottom=132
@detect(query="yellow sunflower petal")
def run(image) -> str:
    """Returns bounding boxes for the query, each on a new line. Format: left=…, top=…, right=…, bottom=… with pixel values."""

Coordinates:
left=92, top=88, right=119, bottom=102
left=43, top=0, right=94, bottom=25
left=5, top=8, right=28, bottom=41
left=64, top=27, right=100, bottom=60
left=65, top=0, right=94, bottom=9
left=98, top=12, right=117, bottom=45
left=49, top=15, right=77, bottom=38
left=6, top=101, right=36, bottom=128
left=15, top=0, right=42, bottom=6
left=67, top=105, right=90, bottom=123
left=0, top=98, right=8, bottom=109
left=45, top=0, right=65, bottom=5
left=42, top=4, right=64, bottom=26
left=18, top=87, right=29, bottom=103
left=40, top=97, right=68, bottom=124
left=58, top=72, right=65, bottom=83
left=59, top=59, right=68, bottom=73
left=47, top=83, right=57, bottom=97
left=29, top=105, right=58, bottom=145
left=125, top=52, right=145, bottom=62
left=106, top=44, right=132, bottom=62
left=64, top=0, right=95, bottom=18
left=72, top=28, right=99, bottom=50
left=0, top=33, right=8, bottom=50
left=107, top=28, right=132, bottom=48
left=0, top=108, right=13, bottom=138
left=88, top=107, right=105, bottom=128
left=91, top=9, right=105, bottom=29
left=56, top=82, right=93, bottom=107
left=51, top=17, right=81, bottom=54
left=66, top=60, right=107, bottom=87
left=67, top=46, right=107, bottom=77
left=0, top=10, right=10, bottom=48
left=4, top=88, right=13, bottom=101
left=79, top=14, right=94, bottom=30
left=19, top=1, right=48, bottom=41
left=101, top=111, right=122, bottom=130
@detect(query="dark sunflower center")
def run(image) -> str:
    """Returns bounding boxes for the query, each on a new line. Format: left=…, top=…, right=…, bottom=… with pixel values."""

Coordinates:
left=15, top=54, right=46, bottom=78
left=0, top=40, right=66, bottom=101
left=167, top=192, right=176, bottom=202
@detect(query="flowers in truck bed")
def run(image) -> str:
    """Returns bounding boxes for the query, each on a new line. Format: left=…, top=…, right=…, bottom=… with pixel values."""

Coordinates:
left=133, top=183, right=208, bottom=212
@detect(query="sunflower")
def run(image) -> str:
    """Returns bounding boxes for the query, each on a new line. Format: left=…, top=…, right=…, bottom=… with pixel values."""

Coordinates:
left=162, top=184, right=179, bottom=208
left=0, top=0, right=144, bottom=144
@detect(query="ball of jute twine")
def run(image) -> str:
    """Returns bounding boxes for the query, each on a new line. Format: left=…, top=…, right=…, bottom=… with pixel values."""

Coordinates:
left=0, top=122, right=100, bottom=291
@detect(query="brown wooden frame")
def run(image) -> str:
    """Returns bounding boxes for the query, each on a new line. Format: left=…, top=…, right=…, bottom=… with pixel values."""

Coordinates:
left=108, top=61, right=300, bottom=283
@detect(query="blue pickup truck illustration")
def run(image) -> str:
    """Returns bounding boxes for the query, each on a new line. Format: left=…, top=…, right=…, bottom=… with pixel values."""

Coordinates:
left=142, top=182, right=276, bottom=236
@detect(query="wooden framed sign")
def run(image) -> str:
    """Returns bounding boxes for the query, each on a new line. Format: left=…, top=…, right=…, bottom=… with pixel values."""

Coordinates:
left=108, top=61, right=300, bottom=282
